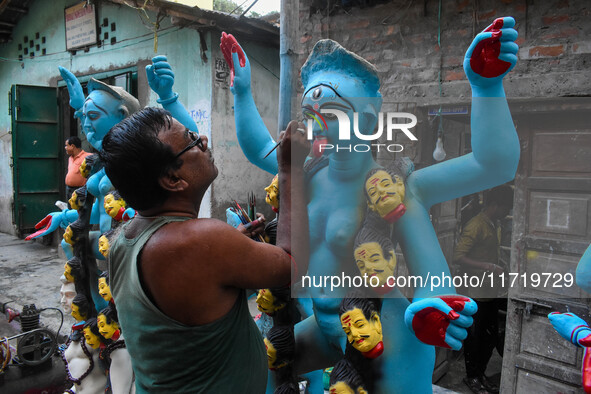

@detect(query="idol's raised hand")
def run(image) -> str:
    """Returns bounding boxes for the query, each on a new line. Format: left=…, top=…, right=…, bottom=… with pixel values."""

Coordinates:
left=464, top=17, right=518, bottom=95
left=220, top=32, right=250, bottom=94
left=58, top=66, right=85, bottom=110
left=145, top=55, right=176, bottom=101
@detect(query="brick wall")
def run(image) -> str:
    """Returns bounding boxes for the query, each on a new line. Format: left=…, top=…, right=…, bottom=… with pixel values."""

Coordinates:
left=296, top=0, right=591, bottom=103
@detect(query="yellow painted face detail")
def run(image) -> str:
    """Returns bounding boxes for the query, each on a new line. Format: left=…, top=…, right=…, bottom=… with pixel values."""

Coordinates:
left=256, top=289, right=285, bottom=314
left=264, top=175, right=279, bottom=210
left=69, top=191, right=80, bottom=210
left=71, top=302, right=83, bottom=322
left=329, top=381, right=354, bottom=394
left=97, top=314, right=118, bottom=339
left=98, top=277, right=112, bottom=302
left=264, top=337, right=287, bottom=370
left=63, top=226, right=74, bottom=246
left=79, top=159, right=89, bottom=178
left=365, top=171, right=405, bottom=218
left=354, top=242, right=396, bottom=287
left=340, top=308, right=382, bottom=353
left=98, top=235, right=110, bottom=258
left=83, top=327, right=101, bottom=349
left=104, top=193, right=126, bottom=219
left=64, top=263, right=74, bottom=283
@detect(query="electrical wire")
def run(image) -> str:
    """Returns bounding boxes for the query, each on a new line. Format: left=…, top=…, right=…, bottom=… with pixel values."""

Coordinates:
left=0, top=25, right=180, bottom=63
left=40, top=307, right=64, bottom=342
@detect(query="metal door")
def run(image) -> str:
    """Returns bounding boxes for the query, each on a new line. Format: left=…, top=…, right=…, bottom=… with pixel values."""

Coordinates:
left=10, top=85, right=60, bottom=237
left=501, top=98, right=591, bottom=393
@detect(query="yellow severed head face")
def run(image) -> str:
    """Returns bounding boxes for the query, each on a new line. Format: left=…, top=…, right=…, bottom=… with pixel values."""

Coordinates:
left=256, top=288, right=285, bottom=315
left=79, top=158, right=90, bottom=178
left=365, top=170, right=405, bottom=220
left=353, top=241, right=396, bottom=288
left=264, top=175, right=280, bottom=211
left=264, top=337, right=288, bottom=370
left=98, top=277, right=112, bottom=302
left=83, top=327, right=101, bottom=349
left=329, top=381, right=368, bottom=394
left=64, top=262, right=74, bottom=283
left=104, top=193, right=126, bottom=219
left=63, top=226, right=74, bottom=246
left=97, top=313, right=119, bottom=339
left=98, top=235, right=110, bottom=258
left=340, top=307, right=382, bottom=353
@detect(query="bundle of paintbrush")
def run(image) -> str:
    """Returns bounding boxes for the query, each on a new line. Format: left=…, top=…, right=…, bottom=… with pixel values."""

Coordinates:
left=231, top=199, right=265, bottom=243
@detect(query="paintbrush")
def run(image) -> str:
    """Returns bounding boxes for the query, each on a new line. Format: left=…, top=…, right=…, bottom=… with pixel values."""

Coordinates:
left=262, top=126, right=308, bottom=159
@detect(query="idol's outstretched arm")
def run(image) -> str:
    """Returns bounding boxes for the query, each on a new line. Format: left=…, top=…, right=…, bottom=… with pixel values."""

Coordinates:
left=221, top=32, right=278, bottom=175
left=410, top=17, right=520, bottom=209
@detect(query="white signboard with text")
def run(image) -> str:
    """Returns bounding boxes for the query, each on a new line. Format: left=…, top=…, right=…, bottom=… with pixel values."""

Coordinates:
left=65, top=2, right=97, bottom=50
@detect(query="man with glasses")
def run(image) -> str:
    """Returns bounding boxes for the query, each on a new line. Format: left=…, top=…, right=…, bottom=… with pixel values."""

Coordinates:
left=100, top=107, right=310, bottom=393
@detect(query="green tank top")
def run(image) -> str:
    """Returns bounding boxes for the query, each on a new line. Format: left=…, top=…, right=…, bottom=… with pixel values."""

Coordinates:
left=108, top=216, right=267, bottom=393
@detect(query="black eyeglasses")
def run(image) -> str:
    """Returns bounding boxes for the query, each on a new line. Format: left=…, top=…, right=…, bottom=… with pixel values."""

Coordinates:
left=174, top=130, right=204, bottom=159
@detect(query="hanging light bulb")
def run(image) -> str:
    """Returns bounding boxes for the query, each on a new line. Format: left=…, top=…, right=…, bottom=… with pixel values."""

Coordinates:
left=433, top=135, right=446, bottom=161
left=433, top=108, right=446, bottom=161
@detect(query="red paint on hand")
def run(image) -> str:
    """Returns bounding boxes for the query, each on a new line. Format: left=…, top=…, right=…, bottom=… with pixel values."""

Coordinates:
left=470, top=18, right=511, bottom=78
left=580, top=333, right=591, bottom=347
left=25, top=215, right=53, bottom=240
left=412, top=306, right=452, bottom=348
left=220, top=32, right=246, bottom=87
left=583, top=347, right=591, bottom=393
left=411, top=295, right=471, bottom=348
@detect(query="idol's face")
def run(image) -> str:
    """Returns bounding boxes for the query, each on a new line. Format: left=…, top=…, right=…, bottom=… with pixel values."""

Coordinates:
left=329, top=381, right=368, bottom=394
left=301, top=84, right=354, bottom=145
left=98, top=235, right=110, bottom=258
left=97, top=314, right=118, bottom=339
left=79, top=158, right=90, bottom=178
left=264, top=337, right=287, bottom=370
left=354, top=242, right=396, bottom=288
left=64, top=263, right=74, bottom=283
left=340, top=307, right=382, bottom=353
left=60, top=282, right=76, bottom=314
left=82, top=91, right=124, bottom=151
left=71, top=302, right=83, bottom=322
left=69, top=191, right=80, bottom=210
left=63, top=226, right=74, bottom=246
left=264, top=175, right=279, bottom=210
left=365, top=170, right=405, bottom=218
left=98, top=277, right=112, bottom=302
left=104, top=193, right=125, bottom=219
left=256, top=289, right=284, bottom=315
left=83, top=327, right=101, bottom=349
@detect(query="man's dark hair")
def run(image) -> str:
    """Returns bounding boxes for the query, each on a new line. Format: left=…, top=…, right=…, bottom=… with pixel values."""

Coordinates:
left=67, top=136, right=82, bottom=148
left=484, top=184, right=514, bottom=209
left=100, top=107, right=181, bottom=211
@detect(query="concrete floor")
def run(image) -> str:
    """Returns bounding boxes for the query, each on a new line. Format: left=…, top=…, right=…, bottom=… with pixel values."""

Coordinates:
left=0, top=231, right=503, bottom=393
